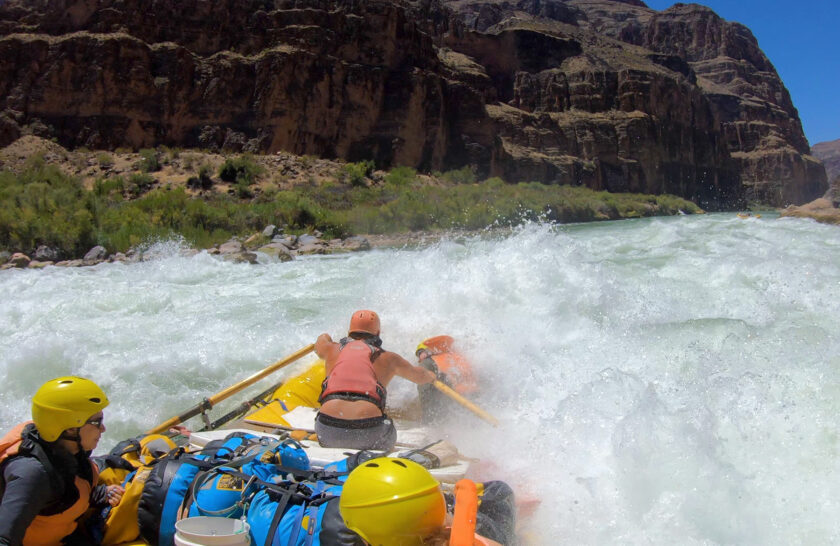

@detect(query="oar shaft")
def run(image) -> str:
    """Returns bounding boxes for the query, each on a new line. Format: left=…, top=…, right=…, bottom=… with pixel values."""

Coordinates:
left=432, top=380, right=499, bottom=427
left=208, top=344, right=315, bottom=405
left=146, top=344, right=315, bottom=434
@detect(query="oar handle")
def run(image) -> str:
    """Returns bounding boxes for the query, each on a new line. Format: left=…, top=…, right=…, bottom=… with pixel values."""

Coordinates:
left=146, top=344, right=315, bottom=434
left=432, top=380, right=499, bottom=427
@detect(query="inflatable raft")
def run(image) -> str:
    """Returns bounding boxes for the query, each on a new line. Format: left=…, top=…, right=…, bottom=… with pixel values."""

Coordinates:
left=99, top=345, right=511, bottom=545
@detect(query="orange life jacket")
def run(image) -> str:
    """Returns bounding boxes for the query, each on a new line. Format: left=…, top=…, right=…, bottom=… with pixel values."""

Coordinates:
left=431, top=352, right=477, bottom=395
left=319, top=338, right=387, bottom=410
left=0, top=422, right=99, bottom=546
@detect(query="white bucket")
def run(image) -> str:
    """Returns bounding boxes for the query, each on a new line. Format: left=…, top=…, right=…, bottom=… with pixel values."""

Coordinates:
left=173, top=517, right=251, bottom=546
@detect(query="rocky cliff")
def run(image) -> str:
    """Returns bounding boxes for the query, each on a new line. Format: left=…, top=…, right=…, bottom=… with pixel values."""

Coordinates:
left=812, top=139, right=840, bottom=183
left=0, top=0, right=826, bottom=207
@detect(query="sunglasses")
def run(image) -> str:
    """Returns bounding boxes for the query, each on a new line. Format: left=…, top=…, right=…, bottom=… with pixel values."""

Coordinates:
left=85, top=417, right=104, bottom=428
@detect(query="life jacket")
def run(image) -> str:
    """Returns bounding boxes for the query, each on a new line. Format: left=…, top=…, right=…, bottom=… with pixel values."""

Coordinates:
left=319, top=338, right=387, bottom=411
left=138, top=432, right=310, bottom=546
left=418, top=336, right=477, bottom=395
left=430, top=353, right=477, bottom=395
left=0, top=422, right=98, bottom=546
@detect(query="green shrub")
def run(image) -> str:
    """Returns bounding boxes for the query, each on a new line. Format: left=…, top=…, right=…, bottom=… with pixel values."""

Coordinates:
left=234, top=182, right=254, bottom=199
left=384, top=166, right=416, bottom=187
left=218, top=155, right=264, bottom=185
left=93, top=176, right=125, bottom=198
left=341, top=160, right=375, bottom=187
left=138, top=149, right=161, bottom=172
left=127, top=173, right=155, bottom=197
left=441, top=165, right=477, bottom=185
left=96, top=153, right=114, bottom=168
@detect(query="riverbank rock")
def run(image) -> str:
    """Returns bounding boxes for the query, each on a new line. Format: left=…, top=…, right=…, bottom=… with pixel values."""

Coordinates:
left=3, top=252, right=30, bottom=268
left=256, top=243, right=293, bottom=262
left=34, top=245, right=60, bottom=261
left=223, top=251, right=258, bottom=264
left=83, top=246, right=107, bottom=262
left=219, top=231, right=371, bottom=262
left=217, top=240, right=243, bottom=255
left=780, top=198, right=840, bottom=225
left=340, top=236, right=371, bottom=252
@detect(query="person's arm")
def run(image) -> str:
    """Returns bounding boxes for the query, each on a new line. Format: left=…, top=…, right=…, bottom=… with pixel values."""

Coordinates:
left=315, top=334, right=337, bottom=358
left=0, top=458, right=53, bottom=545
left=388, top=352, right=436, bottom=385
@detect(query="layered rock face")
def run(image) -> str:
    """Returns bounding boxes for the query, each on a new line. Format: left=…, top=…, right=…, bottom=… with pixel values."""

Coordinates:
left=446, top=0, right=825, bottom=206
left=0, top=0, right=462, bottom=170
left=0, top=0, right=825, bottom=207
left=812, top=139, right=840, bottom=183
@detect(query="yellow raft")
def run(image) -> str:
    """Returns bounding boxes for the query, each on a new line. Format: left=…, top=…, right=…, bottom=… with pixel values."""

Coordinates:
left=245, top=360, right=325, bottom=428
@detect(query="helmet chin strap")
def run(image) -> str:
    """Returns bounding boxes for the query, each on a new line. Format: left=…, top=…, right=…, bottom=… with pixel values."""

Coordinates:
left=58, top=428, right=84, bottom=452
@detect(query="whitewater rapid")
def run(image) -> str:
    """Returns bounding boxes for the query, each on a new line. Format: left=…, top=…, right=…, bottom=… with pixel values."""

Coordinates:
left=1, top=213, right=839, bottom=544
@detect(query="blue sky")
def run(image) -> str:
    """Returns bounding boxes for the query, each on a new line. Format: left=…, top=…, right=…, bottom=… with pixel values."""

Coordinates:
left=644, top=0, right=839, bottom=146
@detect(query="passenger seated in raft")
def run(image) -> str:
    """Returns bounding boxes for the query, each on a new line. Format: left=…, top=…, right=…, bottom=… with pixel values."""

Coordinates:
left=0, top=377, right=124, bottom=546
left=249, top=454, right=516, bottom=545
left=314, top=310, right=436, bottom=451
left=415, top=335, right=478, bottom=423
left=340, top=457, right=516, bottom=545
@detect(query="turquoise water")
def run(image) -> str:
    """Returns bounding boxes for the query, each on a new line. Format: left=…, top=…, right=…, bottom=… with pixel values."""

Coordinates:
left=1, top=213, right=839, bottom=544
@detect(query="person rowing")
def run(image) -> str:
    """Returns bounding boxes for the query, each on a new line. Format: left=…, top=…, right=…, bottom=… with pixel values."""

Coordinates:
left=314, top=310, right=436, bottom=451
left=415, top=335, right=478, bottom=423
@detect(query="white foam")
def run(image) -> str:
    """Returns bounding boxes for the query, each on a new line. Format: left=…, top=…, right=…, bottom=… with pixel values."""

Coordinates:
left=1, top=213, right=839, bottom=543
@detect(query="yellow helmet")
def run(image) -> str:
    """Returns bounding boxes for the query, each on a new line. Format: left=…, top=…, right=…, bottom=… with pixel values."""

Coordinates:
left=32, top=376, right=109, bottom=442
left=340, top=457, right=446, bottom=546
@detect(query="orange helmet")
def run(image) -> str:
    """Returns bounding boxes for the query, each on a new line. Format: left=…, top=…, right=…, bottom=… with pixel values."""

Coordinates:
left=416, top=335, right=455, bottom=356
left=349, top=310, right=380, bottom=336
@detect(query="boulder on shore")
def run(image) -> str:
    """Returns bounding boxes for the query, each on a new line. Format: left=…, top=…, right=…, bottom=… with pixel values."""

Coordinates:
left=780, top=198, right=840, bottom=225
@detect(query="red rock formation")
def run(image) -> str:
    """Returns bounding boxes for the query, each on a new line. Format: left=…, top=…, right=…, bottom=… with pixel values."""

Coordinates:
left=0, top=0, right=825, bottom=207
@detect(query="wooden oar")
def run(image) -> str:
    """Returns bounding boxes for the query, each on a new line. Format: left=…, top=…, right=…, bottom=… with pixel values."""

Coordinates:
left=432, top=380, right=499, bottom=427
left=147, top=344, right=315, bottom=434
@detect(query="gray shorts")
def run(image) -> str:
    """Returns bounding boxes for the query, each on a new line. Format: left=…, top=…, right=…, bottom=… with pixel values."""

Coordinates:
left=314, top=412, right=397, bottom=451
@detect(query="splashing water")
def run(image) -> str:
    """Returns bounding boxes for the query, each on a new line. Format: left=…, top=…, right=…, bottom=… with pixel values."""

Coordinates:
left=1, top=215, right=839, bottom=544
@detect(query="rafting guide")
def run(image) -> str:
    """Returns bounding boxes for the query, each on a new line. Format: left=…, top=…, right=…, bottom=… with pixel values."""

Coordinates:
left=415, top=336, right=478, bottom=424
left=314, top=310, right=437, bottom=451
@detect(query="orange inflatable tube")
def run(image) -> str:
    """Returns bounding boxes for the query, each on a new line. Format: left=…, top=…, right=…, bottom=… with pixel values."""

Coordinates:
left=450, top=479, right=479, bottom=546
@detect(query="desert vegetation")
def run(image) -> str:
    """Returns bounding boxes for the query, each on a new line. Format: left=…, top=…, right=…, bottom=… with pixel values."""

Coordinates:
left=0, top=144, right=702, bottom=258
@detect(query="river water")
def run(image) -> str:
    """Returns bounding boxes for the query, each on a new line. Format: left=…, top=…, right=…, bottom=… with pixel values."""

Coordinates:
left=1, top=213, right=839, bottom=544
